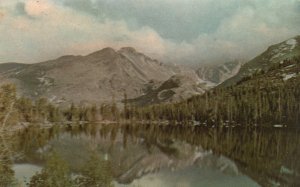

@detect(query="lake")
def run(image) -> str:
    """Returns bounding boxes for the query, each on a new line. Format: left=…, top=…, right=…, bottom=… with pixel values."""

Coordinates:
left=1, top=124, right=299, bottom=186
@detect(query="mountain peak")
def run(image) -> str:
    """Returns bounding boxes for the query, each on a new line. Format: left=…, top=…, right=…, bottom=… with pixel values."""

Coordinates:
left=118, top=47, right=137, bottom=54
left=101, top=47, right=116, bottom=52
left=87, top=47, right=116, bottom=58
left=117, top=47, right=159, bottom=63
left=56, top=55, right=78, bottom=61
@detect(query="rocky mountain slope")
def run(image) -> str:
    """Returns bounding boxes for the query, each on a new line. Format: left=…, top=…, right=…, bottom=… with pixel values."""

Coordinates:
left=127, top=60, right=243, bottom=106
left=129, top=74, right=208, bottom=106
left=196, top=61, right=242, bottom=85
left=0, top=47, right=206, bottom=106
left=0, top=63, right=28, bottom=73
left=220, top=36, right=300, bottom=87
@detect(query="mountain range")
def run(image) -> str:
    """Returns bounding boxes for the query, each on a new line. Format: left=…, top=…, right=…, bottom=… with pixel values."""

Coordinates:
left=0, top=36, right=299, bottom=106
left=0, top=47, right=209, bottom=106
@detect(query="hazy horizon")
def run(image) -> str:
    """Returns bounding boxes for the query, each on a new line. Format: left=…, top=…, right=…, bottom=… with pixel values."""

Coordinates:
left=1, top=0, right=300, bottom=64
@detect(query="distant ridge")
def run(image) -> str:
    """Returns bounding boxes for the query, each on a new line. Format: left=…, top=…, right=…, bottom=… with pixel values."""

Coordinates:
left=220, top=35, right=300, bottom=87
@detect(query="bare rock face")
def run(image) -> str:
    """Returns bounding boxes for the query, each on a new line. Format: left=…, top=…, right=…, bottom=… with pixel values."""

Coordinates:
left=0, top=47, right=208, bottom=106
left=196, top=60, right=243, bottom=86
left=129, top=73, right=209, bottom=106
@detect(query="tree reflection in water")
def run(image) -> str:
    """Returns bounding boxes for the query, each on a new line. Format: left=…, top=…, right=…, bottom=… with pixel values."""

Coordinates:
left=1, top=124, right=300, bottom=187
left=0, top=131, right=16, bottom=187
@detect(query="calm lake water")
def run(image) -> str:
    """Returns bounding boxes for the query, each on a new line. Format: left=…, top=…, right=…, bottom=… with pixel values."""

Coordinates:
left=1, top=124, right=300, bottom=186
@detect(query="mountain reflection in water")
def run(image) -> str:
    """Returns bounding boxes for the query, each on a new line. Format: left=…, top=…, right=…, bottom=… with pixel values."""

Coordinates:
left=1, top=124, right=299, bottom=187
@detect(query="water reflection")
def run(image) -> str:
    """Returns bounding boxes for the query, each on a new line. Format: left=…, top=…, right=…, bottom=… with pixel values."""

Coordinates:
left=1, top=124, right=299, bottom=186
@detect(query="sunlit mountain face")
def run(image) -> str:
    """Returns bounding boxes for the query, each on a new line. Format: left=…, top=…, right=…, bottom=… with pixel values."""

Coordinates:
left=0, top=47, right=207, bottom=106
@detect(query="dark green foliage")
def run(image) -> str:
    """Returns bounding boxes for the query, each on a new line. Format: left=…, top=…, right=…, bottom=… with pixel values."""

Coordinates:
left=0, top=84, right=17, bottom=126
left=28, top=151, right=113, bottom=187
left=0, top=84, right=121, bottom=124
left=28, top=152, right=73, bottom=187
left=75, top=152, right=113, bottom=187
left=0, top=158, right=15, bottom=187
left=16, top=97, right=33, bottom=122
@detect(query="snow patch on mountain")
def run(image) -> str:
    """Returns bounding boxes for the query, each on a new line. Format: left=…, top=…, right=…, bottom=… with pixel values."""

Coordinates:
left=271, top=38, right=298, bottom=61
left=286, top=39, right=297, bottom=50
left=271, top=52, right=284, bottom=61
left=38, top=77, right=53, bottom=87
left=282, top=73, right=297, bottom=81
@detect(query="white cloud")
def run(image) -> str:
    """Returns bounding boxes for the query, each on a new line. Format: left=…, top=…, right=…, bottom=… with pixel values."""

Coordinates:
left=24, top=0, right=54, bottom=16
left=0, top=0, right=299, bottom=64
left=161, top=0, right=300, bottom=64
left=0, top=0, right=169, bottom=63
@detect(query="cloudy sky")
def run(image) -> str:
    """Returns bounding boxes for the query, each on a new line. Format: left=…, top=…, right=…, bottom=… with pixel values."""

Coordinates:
left=0, top=0, right=299, bottom=64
